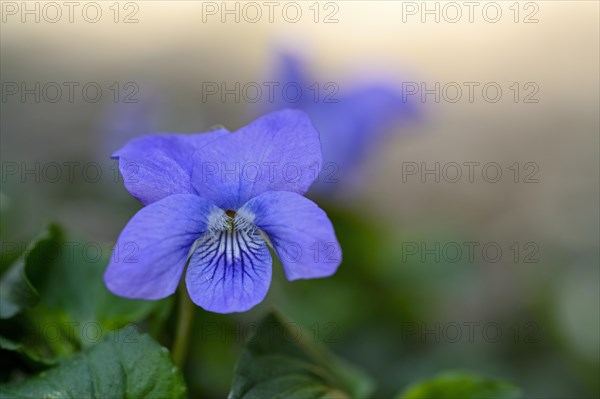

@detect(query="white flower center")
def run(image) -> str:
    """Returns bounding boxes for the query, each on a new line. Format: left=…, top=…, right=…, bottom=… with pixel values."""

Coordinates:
left=189, top=207, right=266, bottom=265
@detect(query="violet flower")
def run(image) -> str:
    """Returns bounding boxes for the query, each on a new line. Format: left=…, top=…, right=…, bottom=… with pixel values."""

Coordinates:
left=104, top=110, right=341, bottom=313
left=263, top=53, right=418, bottom=194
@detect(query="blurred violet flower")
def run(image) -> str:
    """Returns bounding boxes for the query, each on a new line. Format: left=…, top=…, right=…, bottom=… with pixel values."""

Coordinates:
left=104, top=110, right=341, bottom=313
left=262, top=53, right=418, bottom=195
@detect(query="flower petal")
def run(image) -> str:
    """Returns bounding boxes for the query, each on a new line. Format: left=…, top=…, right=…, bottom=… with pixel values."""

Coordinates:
left=264, top=52, right=313, bottom=110
left=113, top=129, right=229, bottom=205
left=186, top=229, right=272, bottom=313
left=239, top=191, right=341, bottom=281
left=190, top=110, right=322, bottom=210
left=104, top=194, right=221, bottom=300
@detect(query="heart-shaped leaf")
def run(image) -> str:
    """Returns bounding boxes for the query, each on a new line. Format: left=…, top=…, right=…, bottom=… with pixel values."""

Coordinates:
left=0, top=224, right=166, bottom=362
left=0, top=326, right=186, bottom=398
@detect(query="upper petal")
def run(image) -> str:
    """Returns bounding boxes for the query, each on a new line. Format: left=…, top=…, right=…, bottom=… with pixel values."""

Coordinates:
left=185, top=227, right=272, bottom=313
left=263, top=52, right=313, bottom=110
left=306, top=85, right=418, bottom=194
left=113, top=129, right=229, bottom=205
left=104, top=194, right=221, bottom=300
left=239, top=191, right=341, bottom=281
left=191, top=110, right=322, bottom=210
left=318, top=85, right=415, bottom=167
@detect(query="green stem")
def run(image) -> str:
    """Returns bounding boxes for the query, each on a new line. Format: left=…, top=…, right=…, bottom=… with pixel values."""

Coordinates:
left=172, top=284, right=194, bottom=368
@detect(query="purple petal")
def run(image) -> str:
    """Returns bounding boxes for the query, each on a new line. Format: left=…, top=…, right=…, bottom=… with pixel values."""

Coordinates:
left=262, top=52, right=313, bottom=110
left=186, top=228, right=272, bottom=313
left=239, top=191, right=341, bottom=280
left=113, top=129, right=229, bottom=205
left=309, top=85, right=417, bottom=193
left=104, top=194, right=220, bottom=300
left=190, top=110, right=322, bottom=210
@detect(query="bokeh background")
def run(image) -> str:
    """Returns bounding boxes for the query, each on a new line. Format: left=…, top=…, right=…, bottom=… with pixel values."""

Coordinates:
left=1, top=1, right=598, bottom=398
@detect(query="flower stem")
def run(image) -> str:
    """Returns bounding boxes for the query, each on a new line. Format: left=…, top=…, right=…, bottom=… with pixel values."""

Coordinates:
left=173, top=284, right=194, bottom=369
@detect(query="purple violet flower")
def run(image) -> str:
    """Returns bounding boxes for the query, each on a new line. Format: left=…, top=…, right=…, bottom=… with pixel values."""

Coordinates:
left=263, top=53, right=418, bottom=195
left=104, top=109, right=341, bottom=313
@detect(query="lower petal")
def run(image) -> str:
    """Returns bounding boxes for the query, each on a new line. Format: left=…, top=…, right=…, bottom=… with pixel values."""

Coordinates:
left=239, top=191, right=342, bottom=281
left=104, top=194, right=220, bottom=300
left=185, top=228, right=272, bottom=313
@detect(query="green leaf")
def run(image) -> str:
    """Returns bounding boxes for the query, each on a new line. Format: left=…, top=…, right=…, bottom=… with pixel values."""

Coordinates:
left=398, top=372, right=521, bottom=399
left=25, top=236, right=160, bottom=346
left=1, top=224, right=164, bottom=360
left=0, top=326, right=186, bottom=398
left=0, top=224, right=63, bottom=319
left=228, top=310, right=374, bottom=399
left=0, top=335, right=56, bottom=367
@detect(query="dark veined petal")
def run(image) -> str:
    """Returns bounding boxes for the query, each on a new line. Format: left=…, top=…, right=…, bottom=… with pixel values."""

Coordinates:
left=185, top=227, right=272, bottom=314
left=104, top=194, right=221, bottom=300
left=239, top=191, right=341, bottom=281
left=113, top=129, right=229, bottom=205
left=190, top=109, right=322, bottom=210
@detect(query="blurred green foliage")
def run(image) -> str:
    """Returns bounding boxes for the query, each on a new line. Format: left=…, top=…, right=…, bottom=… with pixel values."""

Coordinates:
left=229, top=310, right=374, bottom=398
left=0, top=208, right=597, bottom=398
left=398, top=372, right=521, bottom=399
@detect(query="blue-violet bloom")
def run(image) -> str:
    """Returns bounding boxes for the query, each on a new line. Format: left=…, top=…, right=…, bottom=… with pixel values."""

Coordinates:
left=262, top=53, right=418, bottom=194
left=104, top=109, right=342, bottom=313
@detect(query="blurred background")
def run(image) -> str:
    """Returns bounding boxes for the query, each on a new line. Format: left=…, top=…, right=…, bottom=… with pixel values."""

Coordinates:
left=1, top=1, right=598, bottom=398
